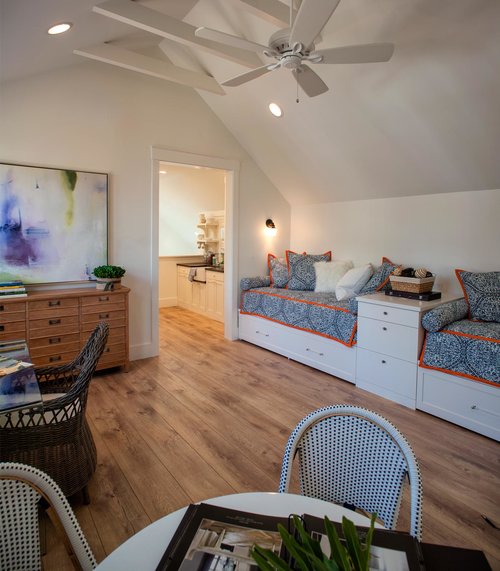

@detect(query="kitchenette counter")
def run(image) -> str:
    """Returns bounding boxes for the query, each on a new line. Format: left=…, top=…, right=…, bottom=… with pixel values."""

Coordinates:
left=206, top=267, right=224, bottom=273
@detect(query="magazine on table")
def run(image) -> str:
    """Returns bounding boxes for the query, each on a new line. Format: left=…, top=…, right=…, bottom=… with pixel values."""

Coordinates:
left=0, top=341, right=41, bottom=413
left=155, top=503, right=425, bottom=571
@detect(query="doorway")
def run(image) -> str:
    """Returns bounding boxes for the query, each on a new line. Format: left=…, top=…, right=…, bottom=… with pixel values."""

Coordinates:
left=151, top=147, right=239, bottom=356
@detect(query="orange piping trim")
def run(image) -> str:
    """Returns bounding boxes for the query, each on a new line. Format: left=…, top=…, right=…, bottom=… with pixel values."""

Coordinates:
left=455, top=269, right=472, bottom=318
left=440, top=328, right=500, bottom=344
left=243, top=289, right=352, bottom=313
left=418, top=361, right=500, bottom=388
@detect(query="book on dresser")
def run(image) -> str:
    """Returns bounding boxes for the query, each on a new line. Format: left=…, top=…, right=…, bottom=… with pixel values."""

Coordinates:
left=0, top=280, right=27, bottom=298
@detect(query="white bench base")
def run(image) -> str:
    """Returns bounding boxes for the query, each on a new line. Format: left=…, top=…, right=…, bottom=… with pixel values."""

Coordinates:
left=239, top=313, right=356, bottom=383
left=417, top=367, right=500, bottom=441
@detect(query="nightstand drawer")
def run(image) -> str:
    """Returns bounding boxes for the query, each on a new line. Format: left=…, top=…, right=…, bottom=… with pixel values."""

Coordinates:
left=358, top=302, right=420, bottom=327
left=357, top=317, right=421, bottom=361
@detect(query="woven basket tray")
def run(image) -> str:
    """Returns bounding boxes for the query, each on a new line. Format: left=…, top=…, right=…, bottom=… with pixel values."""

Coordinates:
left=390, top=275, right=435, bottom=293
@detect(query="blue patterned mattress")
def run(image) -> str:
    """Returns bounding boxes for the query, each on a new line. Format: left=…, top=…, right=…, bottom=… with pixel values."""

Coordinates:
left=240, top=287, right=357, bottom=347
left=420, top=319, right=500, bottom=387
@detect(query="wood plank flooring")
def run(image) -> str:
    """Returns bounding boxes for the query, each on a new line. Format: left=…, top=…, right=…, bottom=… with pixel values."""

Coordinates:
left=43, top=307, right=500, bottom=570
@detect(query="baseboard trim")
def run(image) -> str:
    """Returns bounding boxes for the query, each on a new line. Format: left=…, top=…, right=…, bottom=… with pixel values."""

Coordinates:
left=130, top=342, right=157, bottom=361
left=159, top=297, right=177, bottom=308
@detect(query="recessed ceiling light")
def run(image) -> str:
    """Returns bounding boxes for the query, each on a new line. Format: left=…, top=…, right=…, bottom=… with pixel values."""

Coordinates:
left=269, top=102, right=283, bottom=118
left=48, top=22, right=73, bottom=35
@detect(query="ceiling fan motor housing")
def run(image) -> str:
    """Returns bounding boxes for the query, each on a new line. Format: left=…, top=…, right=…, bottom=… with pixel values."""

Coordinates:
left=268, top=28, right=313, bottom=56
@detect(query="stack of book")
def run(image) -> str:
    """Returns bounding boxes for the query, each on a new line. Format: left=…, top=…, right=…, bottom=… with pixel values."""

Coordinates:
left=0, top=280, right=27, bottom=299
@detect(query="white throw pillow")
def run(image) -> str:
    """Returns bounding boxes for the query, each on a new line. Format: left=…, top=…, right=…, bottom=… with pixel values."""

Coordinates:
left=335, top=264, right=373, bottom=300
left=314, top=260, right=354, bottom=293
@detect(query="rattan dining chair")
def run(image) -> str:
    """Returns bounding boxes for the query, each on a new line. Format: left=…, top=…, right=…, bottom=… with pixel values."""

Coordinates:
left=0, top=322, right=109, bottom=502
left=0, top=462, right=96, bottom=571
left=278, top=404, right=423, bottom=539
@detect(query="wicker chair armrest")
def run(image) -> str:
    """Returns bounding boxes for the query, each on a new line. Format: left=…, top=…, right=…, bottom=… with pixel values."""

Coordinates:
left=421, top=298, right=468, bottom=332
left=36, top=366, right=81, bottom=394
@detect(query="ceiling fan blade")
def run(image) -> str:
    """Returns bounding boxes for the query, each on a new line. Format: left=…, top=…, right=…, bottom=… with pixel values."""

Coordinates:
left=313, top=43, right=395, bottom=64
left=195, top=27, right=268, bottom=54
left=292, top=65, right=329, bottom=97
left=222, top=65, right=273, bottom=87
left=290, top=0, right=341, bottom=49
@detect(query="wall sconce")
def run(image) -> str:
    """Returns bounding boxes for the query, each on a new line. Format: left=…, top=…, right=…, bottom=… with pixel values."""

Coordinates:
left=265, top=218, right=277, bottom=236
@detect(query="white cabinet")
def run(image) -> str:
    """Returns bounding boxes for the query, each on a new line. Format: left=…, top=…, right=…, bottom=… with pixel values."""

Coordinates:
left=206, top=270, right=224, bottom=322
left=355, top=293, right=454, bottom=409
left=177, top=266, right=223, bottom=322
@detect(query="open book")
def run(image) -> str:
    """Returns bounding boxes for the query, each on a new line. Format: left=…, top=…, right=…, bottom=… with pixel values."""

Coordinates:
left=155, top=503, right=425, bottom=571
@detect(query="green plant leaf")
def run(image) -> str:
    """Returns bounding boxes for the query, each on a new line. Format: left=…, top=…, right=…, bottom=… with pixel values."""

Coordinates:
left=252, top=544, right=292, bottom=570
left=342, top=517, right=365, bottom=570
left=277, top=523, right=313, bottom=571
left=324, top=516, right=351, bottom=570
left=293, top=515, right=324, bottom=560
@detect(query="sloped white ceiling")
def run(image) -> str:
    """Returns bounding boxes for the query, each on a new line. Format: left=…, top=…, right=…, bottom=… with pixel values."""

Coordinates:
left=1, top=0, right=499, bottom=205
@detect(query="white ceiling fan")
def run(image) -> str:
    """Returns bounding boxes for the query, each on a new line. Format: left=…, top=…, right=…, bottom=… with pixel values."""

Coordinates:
left=195, top=0, right=394, bottom=97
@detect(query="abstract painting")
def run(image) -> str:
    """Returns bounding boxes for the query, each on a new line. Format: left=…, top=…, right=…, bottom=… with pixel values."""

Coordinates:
left=0, top=162, right=107, bottom=284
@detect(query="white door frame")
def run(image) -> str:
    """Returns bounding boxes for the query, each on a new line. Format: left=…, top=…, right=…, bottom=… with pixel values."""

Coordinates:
left=151, top=147, right=240, bottom=355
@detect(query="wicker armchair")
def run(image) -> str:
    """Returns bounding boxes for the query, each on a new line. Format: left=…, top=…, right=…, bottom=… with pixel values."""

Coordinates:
left=279, top=405, right=423, bottom=539
left=1, top=461, right=96, bottom=571
left=0, top=322, right=109, bottom=501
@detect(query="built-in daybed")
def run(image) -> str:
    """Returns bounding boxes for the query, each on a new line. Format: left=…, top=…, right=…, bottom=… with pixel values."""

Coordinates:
left=417, top=278, right=500, bottom=441
left=239, top=254, right=396, bottom=383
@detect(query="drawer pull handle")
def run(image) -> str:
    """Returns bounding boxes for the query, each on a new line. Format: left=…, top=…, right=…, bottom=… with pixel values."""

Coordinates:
left=99, top=296, right=110, bottom=302
left=255, top=330, right=269, bottom=337
left=49, top=337, right=61, bottom=344
left=48, top=300, right=61, bottom=307
left=306, top=348, right=324, bottom=357
left=381, top=359, right=386, bottom=364
left=49, top=319, right=61, bottom=325
left=0, top=305, right=4, bottom=312
left=99, top=313, right=110, bottom=319
left=49, top=356, right=62, bottom=363
left=382, top=326, right=387, bottom=331
left=0, top=325, right=4, bottom=332
left=104, top=347, right=110, bottom=353
left=383, top=311, right=388, bottom=315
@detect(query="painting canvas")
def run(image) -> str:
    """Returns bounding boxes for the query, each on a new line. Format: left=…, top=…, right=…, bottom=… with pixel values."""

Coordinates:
left=0, top=162, right=107, bottom=284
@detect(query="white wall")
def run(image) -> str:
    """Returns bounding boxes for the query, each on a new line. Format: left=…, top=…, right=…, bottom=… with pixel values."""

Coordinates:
left=0, top=63, right=290, bottom=360
left=291, top=189, right=500, bottom=295
left=159, top=164, right=225, bottom=256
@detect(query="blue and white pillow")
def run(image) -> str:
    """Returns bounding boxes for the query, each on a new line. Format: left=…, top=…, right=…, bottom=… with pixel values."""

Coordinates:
left=286, top=250, right=332, bottom=291
left=456, top=269, right=500, bottom=322
left=359, top=257, right=399, bottom=295
left=268, top=254, right=290, bottom=288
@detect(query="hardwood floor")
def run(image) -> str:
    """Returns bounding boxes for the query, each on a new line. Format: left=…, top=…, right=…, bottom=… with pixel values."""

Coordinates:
left=43, top=307, right=500, bottom=570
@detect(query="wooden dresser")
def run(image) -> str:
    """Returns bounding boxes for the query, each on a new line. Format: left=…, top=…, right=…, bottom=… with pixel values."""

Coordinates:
left=0, top=287, right=129, bottom=371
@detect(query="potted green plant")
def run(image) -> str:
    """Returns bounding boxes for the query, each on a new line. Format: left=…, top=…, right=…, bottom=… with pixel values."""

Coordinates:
left=252, top=513, right=376, bottom=571
left=92, top=265, right=126, bottom=291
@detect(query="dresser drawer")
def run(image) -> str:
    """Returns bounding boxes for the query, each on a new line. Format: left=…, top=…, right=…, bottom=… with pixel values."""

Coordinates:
left=81, top=309, right=126, bottom=329
left=29, top=299, right=79, bottom=320
left=29, top=315, right=80, bottom=337
left=0, top=310, right=25, bottom=324
left=357, top=317, right=421, bottom=361
left=356, top=348, right=417, bottom=399
left=0, top=320, right=27, bottom=340
left=30, top=340, right=81, bottom=359
left=0, top=301, right=26, bottom=315
left=81, top=292, right=126, bottom=308
left=358, top=302, right=420, bottom=327
left=29, top=332, right=80, bottom=349
left=31, top=350, right=78, bottom=367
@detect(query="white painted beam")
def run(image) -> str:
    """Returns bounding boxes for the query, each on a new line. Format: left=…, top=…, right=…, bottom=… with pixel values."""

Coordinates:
left=74, top=44, right=225, bottom=95
left=93, top=0, right=261, bottom=68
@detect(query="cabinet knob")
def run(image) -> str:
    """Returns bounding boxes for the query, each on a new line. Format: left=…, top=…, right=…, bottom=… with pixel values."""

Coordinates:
left=471, top=405, right=477, bottom=410
left=383, top=311, right=388, bottom=315
left=382, top=326, right=387, bottom=331
left=381, top=359, right=386, bottom=364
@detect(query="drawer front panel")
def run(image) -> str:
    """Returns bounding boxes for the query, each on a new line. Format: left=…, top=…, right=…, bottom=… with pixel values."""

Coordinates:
left=30, top=341, right=81, bottom=358
left=81, top=293, right=126, bottom=306
left=0, top=321, right=27, bottom=340
left=0, top=301, right=26, bottom=314
left=81, top=300, right=125, bottom=314
left=418, top=370, right=500, bottom=440
left=0, top=310, right=25, bottom=324
left=29, top=315, right=80, bottom=337
left=358, top=302, right=420, bottom=327
left=32, top=350, right=78, bottom=367
left=29, top=306, right=79, bottom=320
left=29, top=298, right=78, bottom=311
left=357, top=348, right=417, bottom=399
left=206, top=272, right=224, bottom=284
left=357, top=317, right=419, bottom=361
left=81, top=310, right=125, bottom=328
left=29, top=332, right=81, bottom=349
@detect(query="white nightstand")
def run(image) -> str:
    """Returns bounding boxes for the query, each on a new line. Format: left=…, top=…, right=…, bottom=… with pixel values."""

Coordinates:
left=355, top=292, right=458, bottom=409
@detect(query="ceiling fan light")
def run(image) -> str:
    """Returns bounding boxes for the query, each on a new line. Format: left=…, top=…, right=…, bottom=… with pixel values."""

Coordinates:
left=48, top=22, right=73, bottom=35
left=269, top=102, right=283, bottom=118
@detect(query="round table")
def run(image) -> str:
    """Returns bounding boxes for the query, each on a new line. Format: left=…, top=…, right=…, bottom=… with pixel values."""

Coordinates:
left=95, top=492, right=373, bottom=570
